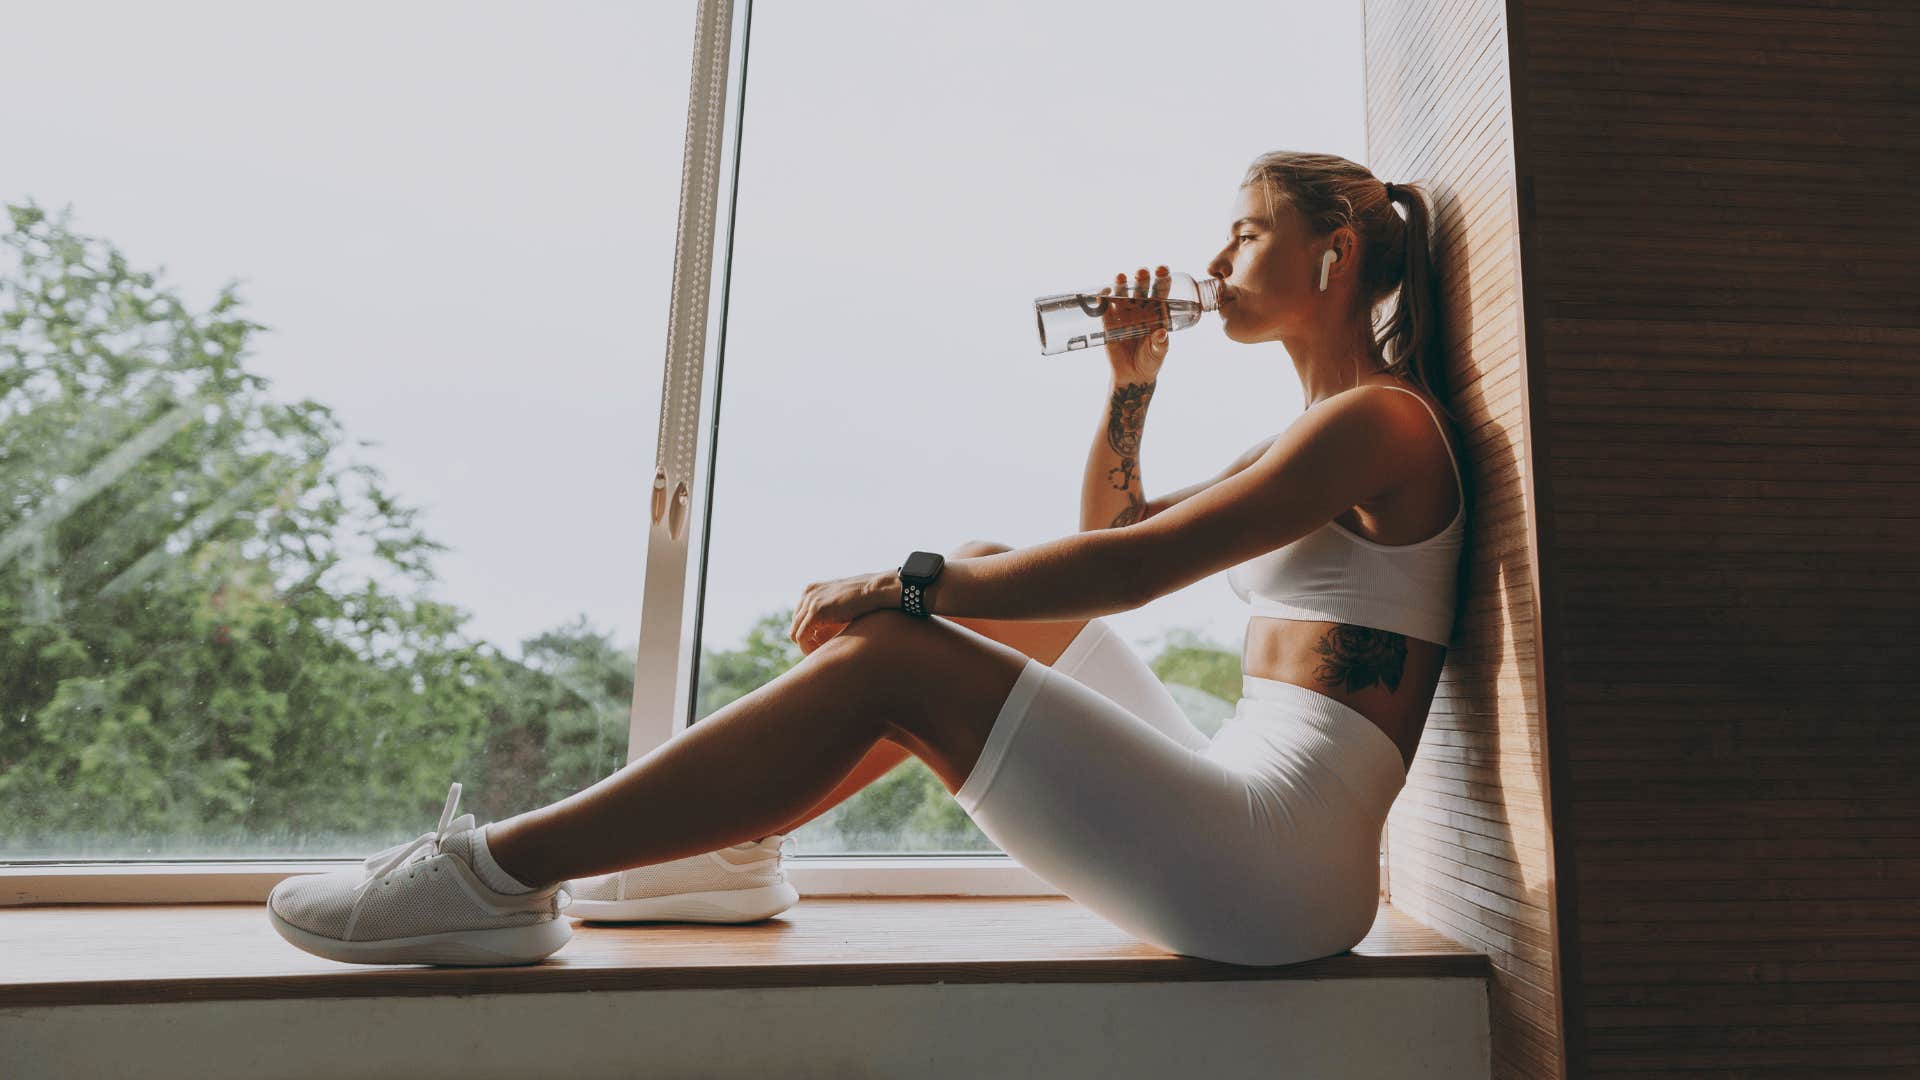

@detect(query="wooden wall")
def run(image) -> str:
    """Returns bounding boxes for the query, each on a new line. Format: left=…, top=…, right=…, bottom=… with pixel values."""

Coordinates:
left=1372, top=0, right=1920, bottom=1075
left=1363, top=2, right=1569, bottom=1079
left=1505, top=1, right=1920, bottom=1076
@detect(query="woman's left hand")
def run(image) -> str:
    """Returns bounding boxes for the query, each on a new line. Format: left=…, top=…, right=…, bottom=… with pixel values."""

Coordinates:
left=789, top=571, right=896, bottom=655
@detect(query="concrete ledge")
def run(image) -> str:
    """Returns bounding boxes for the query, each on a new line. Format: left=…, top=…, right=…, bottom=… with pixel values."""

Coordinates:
left=2, top=978, right=1493, bottom=1080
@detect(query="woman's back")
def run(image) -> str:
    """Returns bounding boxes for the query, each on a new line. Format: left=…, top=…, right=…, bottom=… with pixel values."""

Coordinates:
left=1231, top=379, right=1467, bottom=772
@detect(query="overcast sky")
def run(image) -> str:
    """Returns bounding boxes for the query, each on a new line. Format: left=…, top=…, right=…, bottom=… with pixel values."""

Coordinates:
left=5, top=0, right=1365, bottom=664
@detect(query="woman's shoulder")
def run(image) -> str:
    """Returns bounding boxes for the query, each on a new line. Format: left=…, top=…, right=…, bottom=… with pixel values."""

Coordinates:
left=1336, top=379, right=1462, bottom=485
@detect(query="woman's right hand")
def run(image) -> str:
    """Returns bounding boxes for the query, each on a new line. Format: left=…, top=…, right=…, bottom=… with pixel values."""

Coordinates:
left=1100, top=265, right=1172, bottom=383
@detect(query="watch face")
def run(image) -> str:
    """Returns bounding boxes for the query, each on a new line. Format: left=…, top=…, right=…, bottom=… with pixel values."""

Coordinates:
left=901, top=551, right=943, bottom=582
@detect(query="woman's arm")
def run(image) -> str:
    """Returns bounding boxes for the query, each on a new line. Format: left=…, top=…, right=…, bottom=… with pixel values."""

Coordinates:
left=1139, top=433, right=1280, bottom=523
left=916, top=527, right=1140, bottom=623
left=1080, top=374, right=1159, bottom=530
left=875, top=433, right=1282, bottom=621
left=1079, top=370, right=1280, bottom=531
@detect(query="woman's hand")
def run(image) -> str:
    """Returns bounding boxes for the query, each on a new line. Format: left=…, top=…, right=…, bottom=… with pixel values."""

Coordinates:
left=1100, top=265, right=1173, bottom=383
left=789, top=571, right=897, bottom=655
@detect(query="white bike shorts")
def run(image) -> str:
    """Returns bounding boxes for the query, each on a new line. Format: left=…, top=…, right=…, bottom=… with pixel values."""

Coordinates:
left=953, top=617, right=1408, bottom=967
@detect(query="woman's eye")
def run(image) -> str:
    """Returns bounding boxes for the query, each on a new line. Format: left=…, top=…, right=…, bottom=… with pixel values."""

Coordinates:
left=1237, top=235, right=1256, bottom=242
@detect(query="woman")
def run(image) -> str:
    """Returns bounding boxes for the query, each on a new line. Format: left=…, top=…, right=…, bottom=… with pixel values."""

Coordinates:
left=267, top=150, right=1464, bottom=969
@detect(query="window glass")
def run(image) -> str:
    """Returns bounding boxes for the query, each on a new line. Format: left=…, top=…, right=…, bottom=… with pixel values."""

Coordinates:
left=698, top=0, right=1366, bottom=853
left=1, top=1, right=692, bottom=859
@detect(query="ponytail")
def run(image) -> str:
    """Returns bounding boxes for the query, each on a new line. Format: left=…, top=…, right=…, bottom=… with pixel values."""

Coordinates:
left=1376, top=181, right=1450, bottom=421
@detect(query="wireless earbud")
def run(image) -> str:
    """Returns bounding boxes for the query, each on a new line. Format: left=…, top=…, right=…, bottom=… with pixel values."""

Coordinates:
left=1318, top=249, right=1339, bottom=292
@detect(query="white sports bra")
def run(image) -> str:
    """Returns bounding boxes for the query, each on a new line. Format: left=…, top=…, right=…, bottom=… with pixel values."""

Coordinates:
left=1225, top=384, right=1467, bottom=646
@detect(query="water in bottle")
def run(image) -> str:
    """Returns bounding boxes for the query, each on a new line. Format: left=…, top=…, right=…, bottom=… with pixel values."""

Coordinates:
left=1034, top=270, right=1225, bottom=356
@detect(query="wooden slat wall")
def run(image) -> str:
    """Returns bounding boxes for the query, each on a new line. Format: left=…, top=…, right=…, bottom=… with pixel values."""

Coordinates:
left=1507, top=1, right=1920, bottom=1077
left=1364, top=2, right=1569, bottom=1079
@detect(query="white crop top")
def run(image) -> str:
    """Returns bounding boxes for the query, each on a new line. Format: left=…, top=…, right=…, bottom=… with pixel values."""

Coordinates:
left=1226, top=385, right=1466, bottom=646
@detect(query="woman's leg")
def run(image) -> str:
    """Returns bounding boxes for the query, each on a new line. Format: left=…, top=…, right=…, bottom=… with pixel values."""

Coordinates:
left=768, top=540, right=1094, bottom=836
left=483, top=600, right=1039, bottom=891
left=942, top=541, right=1212, bottom=753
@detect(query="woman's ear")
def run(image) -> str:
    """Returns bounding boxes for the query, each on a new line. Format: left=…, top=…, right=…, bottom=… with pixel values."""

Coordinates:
left=1335, top=226, right=1361, bottom=264
left=1317, top=227, right=1360, bottom=291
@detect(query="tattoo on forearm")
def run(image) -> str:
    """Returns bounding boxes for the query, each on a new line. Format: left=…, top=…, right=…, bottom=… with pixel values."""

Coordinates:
left=1106, top=381, right=1153, bottom=462
left=1105, top=381, right=1154, bottom=525
left=1310, top=626, right=1408, bottom=693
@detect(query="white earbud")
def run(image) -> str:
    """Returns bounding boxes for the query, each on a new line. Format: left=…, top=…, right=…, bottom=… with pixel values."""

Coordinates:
left=1318, top=249, right=1339, bottom=292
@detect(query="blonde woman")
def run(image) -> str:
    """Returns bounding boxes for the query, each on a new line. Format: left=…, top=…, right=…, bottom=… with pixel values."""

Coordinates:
left=267, top=151, right=1465, bottom=969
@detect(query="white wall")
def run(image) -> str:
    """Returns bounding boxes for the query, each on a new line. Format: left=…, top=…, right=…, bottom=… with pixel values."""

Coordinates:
left=3, top=977, right=1490, bottom=1079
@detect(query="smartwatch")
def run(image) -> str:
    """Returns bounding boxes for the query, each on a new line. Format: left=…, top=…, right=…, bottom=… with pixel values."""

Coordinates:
left=898, top=550, right=945, bottom=617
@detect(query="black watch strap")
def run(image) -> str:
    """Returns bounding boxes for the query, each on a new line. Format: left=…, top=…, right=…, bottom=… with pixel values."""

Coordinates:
left=902, top=580, right=930, bottom=617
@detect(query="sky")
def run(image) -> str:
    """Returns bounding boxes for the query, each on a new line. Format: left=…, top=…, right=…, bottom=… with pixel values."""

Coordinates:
left=4, top=0, right=1367, bottom=665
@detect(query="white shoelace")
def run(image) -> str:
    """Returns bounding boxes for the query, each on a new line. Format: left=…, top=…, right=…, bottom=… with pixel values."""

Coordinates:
left=350, top=782, right=572, bottom=909
left=362, top=812, right=473, bottom=874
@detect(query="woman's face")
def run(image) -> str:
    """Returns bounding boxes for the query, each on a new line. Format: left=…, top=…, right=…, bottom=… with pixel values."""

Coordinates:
left=1206, top=184, right=1348, bottom=344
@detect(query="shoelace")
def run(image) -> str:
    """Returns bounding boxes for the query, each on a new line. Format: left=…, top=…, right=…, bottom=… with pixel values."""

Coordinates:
left=350, top=781, right=572, bottom=910
left=349, top=782, right=468, bottom=906
left=362, top=812, right=474, bottom=875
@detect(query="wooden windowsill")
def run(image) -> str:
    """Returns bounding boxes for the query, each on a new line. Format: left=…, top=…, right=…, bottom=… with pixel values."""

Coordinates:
left=0, top=897, right=1484, bottom=1008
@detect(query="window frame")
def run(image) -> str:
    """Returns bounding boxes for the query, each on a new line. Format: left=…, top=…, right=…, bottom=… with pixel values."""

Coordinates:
left=3, top=0, right=1061, bottom=906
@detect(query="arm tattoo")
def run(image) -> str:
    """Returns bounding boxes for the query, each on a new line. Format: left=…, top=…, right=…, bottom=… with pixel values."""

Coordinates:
left=1310, top=625, right=1408, bottom=694
left=1105, top=380, right=1154, bottom=527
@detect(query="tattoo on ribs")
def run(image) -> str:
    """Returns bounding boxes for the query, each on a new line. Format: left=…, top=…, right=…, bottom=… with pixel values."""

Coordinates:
left=1105, top=381, right=1154, bottom=525
left=1310, top=625, right=1408, bottom=694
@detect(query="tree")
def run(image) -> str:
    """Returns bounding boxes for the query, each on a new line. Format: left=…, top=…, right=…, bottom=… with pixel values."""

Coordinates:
left=0, top=199, right=1242, bottom=862
left=0, top=200, right=509, bottom=853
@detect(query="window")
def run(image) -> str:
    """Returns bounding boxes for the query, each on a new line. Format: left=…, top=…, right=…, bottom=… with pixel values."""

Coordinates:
left=687, top=0, right=1369, bottom=858
left=2, top=2, right=693, bottom=865
left=2, top=0, right=1368, bottom=896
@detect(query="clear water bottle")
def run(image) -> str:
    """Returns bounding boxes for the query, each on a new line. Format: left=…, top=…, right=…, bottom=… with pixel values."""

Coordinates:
left=1033, top=271, right=1225, bottom=356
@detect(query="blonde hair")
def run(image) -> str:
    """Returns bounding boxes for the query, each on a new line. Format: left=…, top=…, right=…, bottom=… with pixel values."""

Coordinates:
left=1240, top=151, right=1452, bottom=422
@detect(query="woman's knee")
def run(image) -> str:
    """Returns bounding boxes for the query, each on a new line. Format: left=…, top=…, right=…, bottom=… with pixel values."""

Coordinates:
left=948, top=540, right=1012, bottom=559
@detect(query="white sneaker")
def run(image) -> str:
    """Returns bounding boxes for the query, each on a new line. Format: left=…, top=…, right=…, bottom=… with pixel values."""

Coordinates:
left=563, top=833, right=800, bottom=923
left=266, top=782, right=573, bottom=966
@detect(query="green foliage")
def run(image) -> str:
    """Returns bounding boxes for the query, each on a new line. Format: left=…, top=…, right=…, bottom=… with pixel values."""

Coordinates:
left=695, top=609, right=805, bottom=716
left=1145, top=627, right=1245, bottom=705
left=0, top=199, right=513, bottom=853
left=0, top=199, right=1243, bottom=863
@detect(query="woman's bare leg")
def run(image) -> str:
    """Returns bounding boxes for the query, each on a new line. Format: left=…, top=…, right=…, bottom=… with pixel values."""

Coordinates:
left=481, top=636, right=897, bottom=890
left=485, top=541, right=1093, bottom=890
left=767, top=541, right=1091, bottom=836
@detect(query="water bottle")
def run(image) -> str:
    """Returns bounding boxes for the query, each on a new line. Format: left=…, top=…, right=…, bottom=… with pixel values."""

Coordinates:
left=1033, top=270, right=1225, bottom=356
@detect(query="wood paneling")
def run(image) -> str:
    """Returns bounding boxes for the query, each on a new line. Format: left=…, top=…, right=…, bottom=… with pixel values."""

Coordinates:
left=1508, top=0, right=1920, bottom=1076
left=1365, top=2, right=1568, bottom=1079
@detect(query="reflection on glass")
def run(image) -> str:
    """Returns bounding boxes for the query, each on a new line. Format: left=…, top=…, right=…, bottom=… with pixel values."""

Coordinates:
left=0, top=206, right=636, bottom=859
left=0, top=3, right=677, bottom=860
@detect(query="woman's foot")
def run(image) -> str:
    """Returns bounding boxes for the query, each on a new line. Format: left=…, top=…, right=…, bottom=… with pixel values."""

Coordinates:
left=266, top=782, right=573, bottom=966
